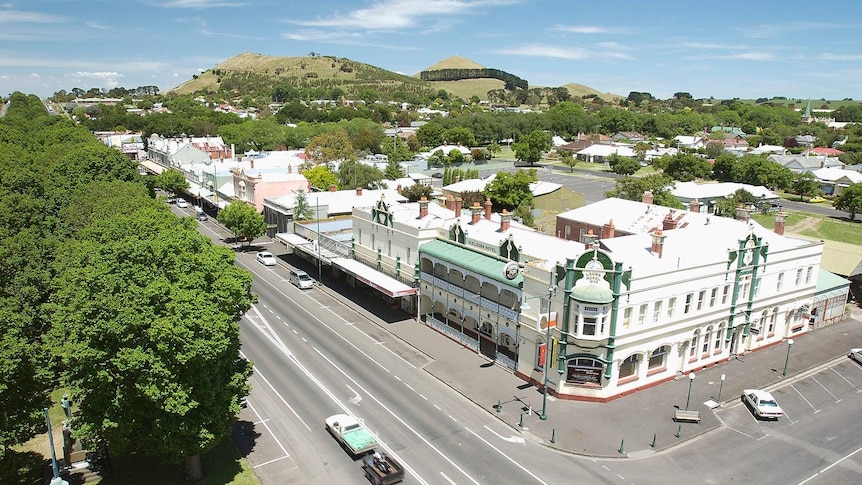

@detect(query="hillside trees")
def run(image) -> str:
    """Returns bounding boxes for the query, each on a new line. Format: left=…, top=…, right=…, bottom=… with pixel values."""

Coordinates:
left=305, top=130, right=355, bottom=164
left=606, top=174, right=683, bottom=209
left=663, top=153, right=712, bottom=181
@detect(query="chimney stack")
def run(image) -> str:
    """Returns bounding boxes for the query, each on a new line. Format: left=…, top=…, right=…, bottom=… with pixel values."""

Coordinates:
left=454, top=197, right=463, bottom=218
left=689, top=198, right=701, bottom=213
left=418, top=196, right=429, bottom=219
left=601, top=219, right=615, bottom=239
left=397, top=184, right=402, bottom=195
left=583, top=229, right=598, bottom=246
left=650, top=230, right=666, bottom=258
left=500, top=209, right=512, bottom=232
left=445, top=194, right=455, bottom=211
left=356, top=187, right=363, bottom=196
left=470, top=202, right=482, bottom=225
left=662, top=210, right=678, bottom=230
left=484, top=197, right=492, bottom=220
left=329, top=184, right=337, bottom=192
left=774, top=210, right=787, bottom=235
left=250, top=159, right=254, bottom=169
left=642, top=190, right=654, bottom=205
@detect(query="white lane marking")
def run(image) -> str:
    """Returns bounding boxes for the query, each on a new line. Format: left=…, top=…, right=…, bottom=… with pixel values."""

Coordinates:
left=791, top=384, right=820, bottom=413
left=830, top=367, right=859, bottom=390
left=449, top=415, right=458, bottom=422
left=405, top=383, right=415, bottom=392
left=811, top=376, right=841, bottom=402
left=253, top=418, right=270, bottom=425
left=253, top=455, right=291, bottom=469
left=311, top=346, right=479, bottom=485
left=601, top=465, right=610, bottom=471
left=347, top=384, right=362, bottom=405
left=483, top=425, right=526, bottom=444
left=797, top=445, right=862, bottom=485
left=245, top=312, right=430, bottom=485
left=440, top=472, right=457, bottom=484
left=466, top=428, right=549, bottom=485
left=617, top=475, right=625, bottom=480
left=419, top=394, right=428, bottom=401
left=433, top=404, right=442, bottom=411
left=245, top=399, right=291, bottom=457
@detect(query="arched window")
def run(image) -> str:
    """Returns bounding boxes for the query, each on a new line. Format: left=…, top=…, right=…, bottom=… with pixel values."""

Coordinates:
left=648, top=346, right=668, bottom=369
left=715, top=323, right=724, bottom=350
left=619, top=354, right=639, bottom=379
left=689, top=330, right=700, bottom=357
left=703, top=326, right=712, bottom=354
left=769, top=308, right=778, bottom=334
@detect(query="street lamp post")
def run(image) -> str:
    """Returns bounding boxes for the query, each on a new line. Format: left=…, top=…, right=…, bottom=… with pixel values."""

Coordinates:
left=44, top=408, right=69, bottom=485
left=782, top=338, right=795, bottom=376
left=685, top=372, right=696, bottom=411
left=540, top=274, right=557, bottom=421
left=717, top=373, right=726, bottom=405
left=316, top=195, right=322, bottom=285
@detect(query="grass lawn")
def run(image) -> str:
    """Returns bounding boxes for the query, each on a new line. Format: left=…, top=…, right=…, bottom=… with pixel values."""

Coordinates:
left=2, top=387, right=259, bottom=485
left=799, top=217, right=862, bottom=243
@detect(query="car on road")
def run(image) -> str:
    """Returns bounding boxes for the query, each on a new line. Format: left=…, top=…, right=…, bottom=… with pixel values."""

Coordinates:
left=176, top=199, right=189, bottom=208
left=431, top=172, right=443, bottom=178
left=256, top=251, right=277, bottom=266
left=850, top=348, right=862, bottom=364
left=196, top=211, right=208, bottom=221
left=742, top=389, right=783, bottom=419
left=808, top=196, right=827, bottom=203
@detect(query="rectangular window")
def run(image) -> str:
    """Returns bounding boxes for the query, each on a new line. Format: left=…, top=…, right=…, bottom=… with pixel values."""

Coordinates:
left=638, top=304, right=648, bottom=325
left=741, top=282, right=750, bottom=298
left=697, top=290, right=705, bottom=310
left=776, top=272, right=784, bottom=291
left=805, top=266, right=814, bottom=284
left=684, top=293, right=693, bottom=314
left=582, top=317, right=597, bottom=336
left=406, top=246, right=411, bottom=264
left=714, top=328, right=722, bottom=349
left=754, top=277, right=761, bottom=296
left=653, top=301, right=662, bottom=323
left=710, top=288, right=717, bottom=307
left=622, top=307, right=632, bottom=328
left=667, top=298, right=676, bottom=318
left=722, top=285, right=730, bottom=304
left=796, top=268, right=803, bottom=286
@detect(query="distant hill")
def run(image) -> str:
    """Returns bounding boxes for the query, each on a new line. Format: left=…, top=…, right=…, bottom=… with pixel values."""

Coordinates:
left=170, top=52, right=436, bottom=100
left=420, top=55, right=485, bottom=72
left=561, top=83, right=623, bottom=103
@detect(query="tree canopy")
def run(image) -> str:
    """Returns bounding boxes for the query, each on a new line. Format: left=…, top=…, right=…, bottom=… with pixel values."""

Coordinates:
left=217, top=201, right=268, bottom=245
left=834, top=183, right=862, bottom=221
left=512, top=130, right=552, bottom=165
left=483, top=169, right=537, bottom=213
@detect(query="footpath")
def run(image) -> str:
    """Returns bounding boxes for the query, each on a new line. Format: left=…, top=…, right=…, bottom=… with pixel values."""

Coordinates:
left=322, top=279, right=862, bottom=458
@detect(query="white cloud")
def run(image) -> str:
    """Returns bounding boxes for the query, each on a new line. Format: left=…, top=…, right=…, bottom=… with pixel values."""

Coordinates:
left=282, top=29, right=418, bottom=51
left=495, top=43, right=633, bottom=61
left=0, top=7, right=65, bottom=23
left=30, top=73, right=40, bottom=78
left=290, top=0, right=520, bottom=31
left=818, top=53, right=862, bottom=61
left=680, top=42, right=745, bottom=50
left=85, top=21, right=111, bottom=30
left=69, top=71, right=124, bottom=79
left=554, top=25, right=625, bottom=34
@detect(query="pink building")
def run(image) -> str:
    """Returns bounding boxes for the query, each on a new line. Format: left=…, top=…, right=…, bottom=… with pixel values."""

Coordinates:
left=232, top=167, right=310, bottom=212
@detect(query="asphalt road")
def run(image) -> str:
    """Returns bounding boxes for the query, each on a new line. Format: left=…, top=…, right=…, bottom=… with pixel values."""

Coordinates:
left=174, top=196, right=861, bottom=485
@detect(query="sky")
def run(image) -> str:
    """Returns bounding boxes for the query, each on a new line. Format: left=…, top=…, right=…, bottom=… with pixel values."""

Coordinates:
left=2, top=0, right=862, bottom=100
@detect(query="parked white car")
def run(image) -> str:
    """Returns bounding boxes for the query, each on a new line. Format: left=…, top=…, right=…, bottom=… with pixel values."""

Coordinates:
left=256, top=251, right=277, bottom=266
left=742, top=389, right=783, bottom=419
left=176, top=199, right=189, bottom=208
left=849, top=348, right=862, bottom=364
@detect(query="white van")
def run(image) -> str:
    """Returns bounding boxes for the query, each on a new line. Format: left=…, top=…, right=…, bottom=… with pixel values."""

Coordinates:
left=289, top=269, right=314, bottom=289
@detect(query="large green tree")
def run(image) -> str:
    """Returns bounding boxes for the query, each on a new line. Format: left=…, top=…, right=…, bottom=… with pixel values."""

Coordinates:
left=484, top=169, right=537, bottom=212
left=833, top=183, right=862, bottom=221
left=337, top=161, right=385, bottom=189
left=47, top=204, right=254, bottom=479
left=663, top=153, right=712, bottom=182
left=606, top=173, right=683, bottom=208
left=217, top=201, right=267, bottom=245
left=512, top=130, right=552, bottom=165
left=155, top=169, right=189, bottom=199
left=304, top=130, right=355, bottom=164
left=607, top=153, right=640, bottom=176
left=791, top=172, right=822, bottom=201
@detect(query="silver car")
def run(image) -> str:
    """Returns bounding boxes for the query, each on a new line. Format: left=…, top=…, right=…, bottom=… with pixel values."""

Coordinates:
left=850, top=348, right=862, bottom=364
left=742, top=389, right=783, bottom=420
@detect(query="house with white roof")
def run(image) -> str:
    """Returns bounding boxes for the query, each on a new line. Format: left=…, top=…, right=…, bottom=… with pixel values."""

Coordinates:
left=768, top=154, right=844, bottom=173
left=575, top=144, right=636, bottom=163
left=811, top=167, right=862, bottom=196
left=673, top=135, right=707, bottom=150
left=670, top=181, right=779, bottom=213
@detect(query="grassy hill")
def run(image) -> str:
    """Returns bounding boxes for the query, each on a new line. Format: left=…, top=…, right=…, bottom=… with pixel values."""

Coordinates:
left=561, top=83, right=623, bottom=103
left=170, top=52, right=435, bottom=100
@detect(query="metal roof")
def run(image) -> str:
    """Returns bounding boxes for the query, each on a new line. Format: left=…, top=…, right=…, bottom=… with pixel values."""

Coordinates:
left=420, top=239, right=522, bottom=287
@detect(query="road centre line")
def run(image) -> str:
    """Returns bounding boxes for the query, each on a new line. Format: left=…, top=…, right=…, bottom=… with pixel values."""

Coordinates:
left=440, top=472, right=457, bottom=484
left=791, top=384, right=821, bottom=413
left=797, top=445, right=862, bottom=485
left=310, top=346, right=479, bottom=485
left=246, top=312, right=430, bottom=485
left=465, top=428, right=549, bottom=485
left=810, top=376, right=841, bottom=402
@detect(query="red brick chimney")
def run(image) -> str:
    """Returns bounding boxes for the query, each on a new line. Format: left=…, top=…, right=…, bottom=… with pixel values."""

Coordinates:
left=418, top=196, right=429, bottom=219
left=329, top=184, right=337, bottom=192
left=445, top=194, right=455, bottom=211
left=650, top=229, right=666, bottom=258
left=455, top=197, right=463, bottom=218
left=396, top=184, right=402, bottom=195
left=356, top=187, right=363, bottom=196
left=774, top=210, right=787, bottom=235
left=471, top=202, right=482, bottom=225
left=250, top=159, right=254, bottom=170
left=601, top=219, right=615, bottom=239
left=500, top=209, right=512, bottom=232
left=642, top=190, right=654, bottom=205
left=689, top=198, right=701, bottom=213
left=662, top=210, right=678, bottom=230
left=484, top=197, right=492, bottom=220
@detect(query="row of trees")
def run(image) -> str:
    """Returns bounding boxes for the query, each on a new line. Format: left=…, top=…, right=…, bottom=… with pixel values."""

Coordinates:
left=0, top=93, right=254, bottom=479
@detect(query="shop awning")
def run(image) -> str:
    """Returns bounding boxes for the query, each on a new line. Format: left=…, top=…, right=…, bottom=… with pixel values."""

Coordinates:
left=331, top=257, right=417, bottom=298
left=139, top=160, right=166, bottom=174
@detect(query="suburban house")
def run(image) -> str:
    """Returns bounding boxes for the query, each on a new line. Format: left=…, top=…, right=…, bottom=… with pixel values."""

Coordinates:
left=669, top=181, right=780, bottom=213
left=768, top=154, right=844, bottom=173
left=810, top=167, right=862, bottom=196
